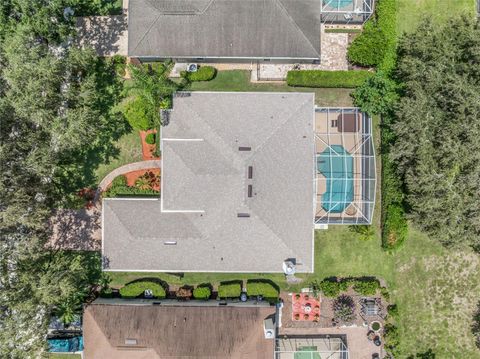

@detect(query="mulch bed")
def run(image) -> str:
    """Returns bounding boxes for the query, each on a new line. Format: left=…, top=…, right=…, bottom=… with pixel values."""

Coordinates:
left=124, top=168, right=161, bottom=191
left=139, top=129, right=160, bottom=160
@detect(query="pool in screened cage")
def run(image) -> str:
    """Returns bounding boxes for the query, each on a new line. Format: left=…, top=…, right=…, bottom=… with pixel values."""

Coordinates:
left=48, top=336, right=83, bottom=352
left=323, top=0, right=354, bottom=9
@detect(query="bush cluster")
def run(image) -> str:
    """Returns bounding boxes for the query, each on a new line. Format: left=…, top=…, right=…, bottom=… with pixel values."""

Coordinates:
left=347, top=0, right=397, bottom=72
left=318, top=279, right=349, bottom=297
left=193, top=286, right=211, bottom=300
left=119, top=281, right=166, bottom=299
left=217, top=282, right=242, bottom=298
left=317, top=277, right=382, bottom=297
left=353, top=279, right=380, bottom=296
left=181, top=66, right=217, bottom=81
left=287, top=70, right=373, bottom=88
left=145, top=133, right=155, bottom=145
left=103, top=174, right=159, bottom=198
left=124, top=97, right=153, bottom=131
left=246, top=280, right=279, bottom=301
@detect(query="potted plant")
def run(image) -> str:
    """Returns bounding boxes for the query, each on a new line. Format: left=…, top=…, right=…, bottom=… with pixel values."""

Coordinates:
left=294, top=313, right=300, bottom=320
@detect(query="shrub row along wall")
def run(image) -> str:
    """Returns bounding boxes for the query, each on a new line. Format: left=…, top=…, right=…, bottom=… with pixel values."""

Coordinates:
left=287, top=70, right=373, bottom=88
left=181, top=66, right=217, bottom=81
left=347, top=0, right=397, bottom=72
left=103, top=175, right=159, bottom=198
left=318, top=277, right=381, bottom=297
left=119, top=281, right=166, bottom=299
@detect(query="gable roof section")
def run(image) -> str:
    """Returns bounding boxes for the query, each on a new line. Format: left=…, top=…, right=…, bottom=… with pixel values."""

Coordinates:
left=128, top=0, right=321, bottom=59
left=83, top=303, right=275, bottom=359
left=102, top=92, right=315, bottom=272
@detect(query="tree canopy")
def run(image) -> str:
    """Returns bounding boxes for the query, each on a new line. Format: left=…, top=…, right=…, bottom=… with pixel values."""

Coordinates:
left=390, top=17, right=480, bottom=250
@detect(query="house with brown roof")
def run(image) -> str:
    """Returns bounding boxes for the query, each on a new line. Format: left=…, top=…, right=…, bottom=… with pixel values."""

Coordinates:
left=83, top=299, right=276, bottom=359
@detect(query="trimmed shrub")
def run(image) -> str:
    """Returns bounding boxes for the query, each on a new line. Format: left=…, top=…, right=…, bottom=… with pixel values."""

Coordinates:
left=124, top=97, right=153, bottom=131
left=319, top=279, right=349, bottom=297
left=246, top=280, right=279, bottom=300
left=182, top=66, right=217, bottom=81
left=145, top=133, right=155, bottom=145
left=119, top=281, right=166, bottom=299
left=193, top=286, right=211, bottom=300
left=218, top=282, right=242, bottom=299
left=353, top=279, right=380, bottom=296
left=286, top=70, right=373, bottom=88
left=347, top=0, right=397, bottom=72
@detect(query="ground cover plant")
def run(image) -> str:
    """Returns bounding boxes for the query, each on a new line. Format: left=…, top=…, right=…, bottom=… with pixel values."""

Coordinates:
left=287, top=70, right=373, bottom=88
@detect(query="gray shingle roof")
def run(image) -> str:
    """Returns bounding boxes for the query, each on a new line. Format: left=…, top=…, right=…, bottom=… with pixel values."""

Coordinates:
left=128, top=0, right=321, bottom=59
left=103, top=92, right=315, bottom=272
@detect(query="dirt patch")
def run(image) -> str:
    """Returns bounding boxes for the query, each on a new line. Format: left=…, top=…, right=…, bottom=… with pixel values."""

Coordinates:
left=139, top=130, right=159, bottom=161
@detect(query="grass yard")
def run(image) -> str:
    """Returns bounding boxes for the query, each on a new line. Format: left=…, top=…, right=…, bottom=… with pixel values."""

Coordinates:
left=188, top=70, right=354, bottom=107
left=93, top=130, right=143, bottom=184
left=397, top=0, right=476, bottom=34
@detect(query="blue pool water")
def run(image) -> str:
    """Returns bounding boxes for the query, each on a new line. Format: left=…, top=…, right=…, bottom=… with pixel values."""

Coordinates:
left=48, top=336, right=83, bottom=352
left=317, top=145, right=354, bottom=213
left=324, top=0, right=354, bottom=9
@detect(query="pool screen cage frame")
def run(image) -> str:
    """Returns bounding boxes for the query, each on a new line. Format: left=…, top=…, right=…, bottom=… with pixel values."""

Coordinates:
left=321, top=0, right=375, bottom=24
left=314, top=107, right=376, bottom=225
left=275, top=335, right=349, bottom=359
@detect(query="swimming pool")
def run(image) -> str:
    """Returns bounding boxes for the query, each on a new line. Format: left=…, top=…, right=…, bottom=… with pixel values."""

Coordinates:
left=323, top=0, right=354, bottom=9
left=317, top=145, right=354, bottom=213
left=48, top=336, right=83, bottom=352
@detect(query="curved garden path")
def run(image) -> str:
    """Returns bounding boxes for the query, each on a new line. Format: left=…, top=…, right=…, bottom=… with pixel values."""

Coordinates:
left=94, top=159, right=161, bottom=202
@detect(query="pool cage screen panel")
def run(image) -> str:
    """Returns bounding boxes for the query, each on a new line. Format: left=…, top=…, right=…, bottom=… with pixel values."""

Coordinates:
left=314, top=108, right=376, bottom=225
left=276, top=335, right=349, bottom=359
left=321, top=0, right=374, bottom=24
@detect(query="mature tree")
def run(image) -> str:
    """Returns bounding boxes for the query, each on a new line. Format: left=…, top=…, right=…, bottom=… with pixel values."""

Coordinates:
left=390, top=17, right=480, bottom=250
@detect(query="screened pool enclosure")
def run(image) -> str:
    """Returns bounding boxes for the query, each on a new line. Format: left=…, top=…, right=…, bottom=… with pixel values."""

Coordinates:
left=315, top=108, right=376, bottom=225
left=321, top=0, right=375, bottom=24
left=276, top=335, right=349, bottom=359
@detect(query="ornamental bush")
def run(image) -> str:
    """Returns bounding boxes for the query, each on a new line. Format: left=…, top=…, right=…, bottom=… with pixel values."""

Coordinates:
left=119, top=281, right=166, bottom=299
left=246, top=280, right=279, bottom=300
left=347, top=0, right=397, bottom=72
left=182, top=66, right=217, bottom=81
left=286, top=70, right=373, bottom=88
left=217, top=281, right=242, bottom=298
left=353, top=279, right=380, bottom=296
left=145, top=133, right=155, bottom=145
left=124, top=97, right=153, bottom=131
left=319, top=279, right=349, bottom=297
left=193, top=286, right=211, bottom=300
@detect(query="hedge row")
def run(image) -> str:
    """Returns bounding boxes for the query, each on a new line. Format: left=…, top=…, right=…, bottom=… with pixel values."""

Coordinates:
left=318, top=278, right=381, bottom=297
left=192, top=286, right=211, bottom=300
left=181, top=66, right=217, bottom=81
left=347, top=0, right=397, bottom=72
left=246, top=280, right=279, bottom=299
left=217, top=282, right=242, bottom=298
left=286, top=70, right=373, bottom=88
left=119, top=281, right=166, bottom=299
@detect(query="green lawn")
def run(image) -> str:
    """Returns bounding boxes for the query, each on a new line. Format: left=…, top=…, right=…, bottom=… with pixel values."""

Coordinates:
left=188, top=70, right=354, bottom=107
left=93, top=130, right=143, bottom=184
left=397, top=0, right=476, bottom=34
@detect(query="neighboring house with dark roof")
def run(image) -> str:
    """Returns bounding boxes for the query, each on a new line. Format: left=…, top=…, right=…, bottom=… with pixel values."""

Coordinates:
left=127, top=0, right=322, bottom=62
left=102, top=92, right=316, bottom=272
left=83, top=299, right=276, bottom=359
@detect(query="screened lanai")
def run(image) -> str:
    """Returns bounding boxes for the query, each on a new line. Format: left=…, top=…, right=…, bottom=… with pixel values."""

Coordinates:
left=321, top=0, right=375, bottom=24
left=276, top=335, right=349, bottom=359
left=314, top=108, right=376, bottom=225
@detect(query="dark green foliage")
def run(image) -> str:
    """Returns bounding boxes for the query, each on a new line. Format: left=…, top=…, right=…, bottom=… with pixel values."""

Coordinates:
left=407, top=349, right=436, bottom=359
left=353, top=278, right=380, bottom=296
left=246, top=280, right=279, bottom=301
left=145, top=133, right=155, bottom=145
left=74, top=0, right=123, bottom=16
left=347, top=0, right=397, bottom=72
left=325, top=28, right=362, bottom=33
left=108, top=54, right=127, bottom=77
left=332, top=295, right=356, bottom=323
left=217, top=281, right=242, bottom=298
left=384, top=323, right=401, bottom=356
left=119, top=281, right=166, bottom=299
left=124, top=97, right=153, bottom=131
left=391, top=17, right=480, bottom=250
left=182, top=66, right=217, bottom=81
left=103, top=174, right=159, bottom=197
left=99, top=287, right=113, bottom=298
left=318, top=279, right=349, bottom=297
left=287, top=70, right=373, bottom=88
left=193, top=286, right=211, bottom=300
left=352, top=71, right=398, bottom=115
left=473, top=302, right=480, bottom=349
left=387, top=304, right=399, bottom=319
left=380, top=286, right=391, bottom=301
left=383, top=203, right=408, bottom=251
